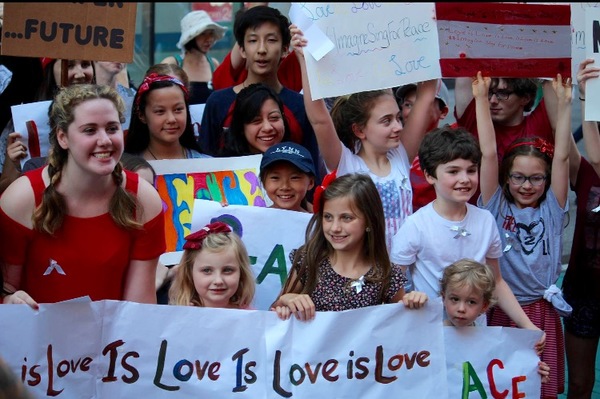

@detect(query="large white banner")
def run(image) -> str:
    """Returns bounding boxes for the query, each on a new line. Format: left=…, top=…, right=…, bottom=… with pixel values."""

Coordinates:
left=0, top=298, right=542, bottom=398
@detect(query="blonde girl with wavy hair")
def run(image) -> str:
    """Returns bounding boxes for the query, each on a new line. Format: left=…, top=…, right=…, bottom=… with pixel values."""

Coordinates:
left=0, top=84, right=166, bottom=308
left=169, top=222, right=255, bottom=309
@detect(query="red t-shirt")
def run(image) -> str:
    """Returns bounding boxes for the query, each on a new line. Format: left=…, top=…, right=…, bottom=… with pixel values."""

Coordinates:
left=0, top=169, right=166, bottom=303
left=212, top=51, right=302, bottom=92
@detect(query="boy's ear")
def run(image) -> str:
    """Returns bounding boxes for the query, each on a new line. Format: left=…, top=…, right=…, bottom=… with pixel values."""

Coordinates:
left=424, top=169, right=436, bottom=185
left=439, top=105, right=449, bottom=121
left=481, top=301, right=491, bottom=314
left=307, top=176, right=315, bottom=192
left=281, top=45, right=290, bottom=60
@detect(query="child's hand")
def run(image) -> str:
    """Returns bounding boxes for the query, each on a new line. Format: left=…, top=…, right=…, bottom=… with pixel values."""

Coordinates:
left=290, top=24, right=307, bottom=59
left=538, top=361, right=550, bottom=384
left=271, top=305, right=292, bottom=320
left=401, top=291, right=428, bottom=309
left=471, top=71, right=491, bottom=100
left=277, top=293, right=315, bottom=321
left=552, top=73, right=572, bottom=103
left=534, top=331, right=546, bottom=356
left=6, top=132, right=27, bottom=167
left=576, top=59, right=600, bottom=99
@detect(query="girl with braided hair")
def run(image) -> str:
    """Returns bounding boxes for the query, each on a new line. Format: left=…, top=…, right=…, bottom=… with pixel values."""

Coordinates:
left=0, top=84, right=166, bottom=308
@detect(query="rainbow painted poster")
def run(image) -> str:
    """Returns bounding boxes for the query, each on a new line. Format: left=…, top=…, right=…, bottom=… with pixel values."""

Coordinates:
left=149, top=155, right=266, bottom=264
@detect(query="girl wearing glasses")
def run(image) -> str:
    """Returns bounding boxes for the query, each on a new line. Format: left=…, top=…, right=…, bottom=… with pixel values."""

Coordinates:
left=473, top=71, right=571, bottom=399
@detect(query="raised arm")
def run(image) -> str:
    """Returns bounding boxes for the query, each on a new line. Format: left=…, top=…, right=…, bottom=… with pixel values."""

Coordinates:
left=401, top=79, right=437, bottom=162
left=291, top=25, right=342, bottom=172
left=549, top=74, right=572, bottom=209
left=541, top=79, right=558, bottom=131
left=472, top=72, right=498, bottom=205
left=577, top=59, right=600, bottom=178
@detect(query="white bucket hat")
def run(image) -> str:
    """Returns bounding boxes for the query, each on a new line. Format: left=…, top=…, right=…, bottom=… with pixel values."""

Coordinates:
left=177, top=10, right=227, bottom=50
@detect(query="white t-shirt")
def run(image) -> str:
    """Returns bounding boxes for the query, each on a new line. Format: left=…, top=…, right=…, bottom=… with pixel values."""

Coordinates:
left=390, top=202, right=502, bottom=299
left=335, top=143, right=412, bottom=251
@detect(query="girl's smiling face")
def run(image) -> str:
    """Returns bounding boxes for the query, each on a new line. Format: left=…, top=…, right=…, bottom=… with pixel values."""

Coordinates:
left=243, top=99, right=285, bottom=154
left=507, top=155, right=548, bottom=209
left=192, top=247, right=241, bottom=308
left=140, top=86, right=187, bottom=147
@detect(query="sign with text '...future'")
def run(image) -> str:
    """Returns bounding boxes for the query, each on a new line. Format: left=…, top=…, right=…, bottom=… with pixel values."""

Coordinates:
left=1, top=3, right=137, bottom=63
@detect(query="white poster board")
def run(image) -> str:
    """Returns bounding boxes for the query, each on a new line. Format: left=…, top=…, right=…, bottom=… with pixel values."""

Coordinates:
left=289, top=3, right=440, bottom=99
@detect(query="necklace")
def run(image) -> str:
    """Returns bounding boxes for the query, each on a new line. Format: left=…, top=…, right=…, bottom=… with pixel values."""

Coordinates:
left=147, top=148, right=158, bottom=160
left=146, top=147, right=187, bottom=160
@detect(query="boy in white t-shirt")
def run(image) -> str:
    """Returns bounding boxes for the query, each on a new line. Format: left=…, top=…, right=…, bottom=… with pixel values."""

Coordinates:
left=391, top=126, right=541, bottom=333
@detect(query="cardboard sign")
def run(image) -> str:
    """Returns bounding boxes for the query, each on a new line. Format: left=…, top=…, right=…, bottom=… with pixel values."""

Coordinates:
left=1, top=3, right=137, bottom=62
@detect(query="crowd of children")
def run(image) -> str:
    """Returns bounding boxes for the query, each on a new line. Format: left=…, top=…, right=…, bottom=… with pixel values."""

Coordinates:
left=1, top=3, right=599, bottom=398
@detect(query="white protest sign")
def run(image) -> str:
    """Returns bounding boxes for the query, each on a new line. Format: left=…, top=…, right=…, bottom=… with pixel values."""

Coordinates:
left=571, top=3, right=600, bottom=83
left=0, top=299, right=543, bottom=398
left=444, top=327, right=542, bottom=398
left=191, top=199, right=312, bottom=310
left=291, top=3, right=440, bottom=99
left=585, top=6, right=600, bottom=121
left=11, top=100, right=52, bottom=168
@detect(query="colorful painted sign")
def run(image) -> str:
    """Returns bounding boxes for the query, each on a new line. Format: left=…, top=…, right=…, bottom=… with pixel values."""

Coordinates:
left=150, top=156, right=266, bottom=265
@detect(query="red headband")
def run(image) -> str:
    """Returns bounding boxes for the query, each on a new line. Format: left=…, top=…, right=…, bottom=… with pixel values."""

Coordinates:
left=313, top=170, right=337, bottom=214
left=135, top=73, right=189, bottom=109
left=505, top=137, right=554, bottom=159
left=183, top=222, right=231, bottom=250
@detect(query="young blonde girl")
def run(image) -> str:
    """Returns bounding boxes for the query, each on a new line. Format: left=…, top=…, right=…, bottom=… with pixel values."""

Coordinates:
left=271, top=173, right=427, bottom=321
left=290, top=25, right=437, bottom=251
left=474, top=71, right=571, bottom=398
left=440, top=259, right=550, bottom=384
left=169, top=222, right=255, bottom=309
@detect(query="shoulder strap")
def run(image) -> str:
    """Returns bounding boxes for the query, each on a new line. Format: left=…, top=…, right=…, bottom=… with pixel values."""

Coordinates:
left=24, top=167, right=46, bottom=206
left=124, top=169, right=139, bottom=195
left=206, top=53, right=216, bottom=73
left=175, top=54, right=184, bottom=67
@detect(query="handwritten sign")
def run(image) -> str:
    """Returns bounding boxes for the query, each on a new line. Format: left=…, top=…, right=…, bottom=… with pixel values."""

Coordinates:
left=291, top=3, right=440, bottom=100
left=585, top=6, right=600, bottom=121
left=191, top=200, right=312, bottom=310
left=0, top=299, right=542, bottom=398
left=11, top=100, right=52, bottom=168
left=1, top=3, right=137, bottom=62
left=435, top=2, right=571, bottom=78
left=150, top=156, right=266, bottom=265
left=570, top=3, right=600, bottom=83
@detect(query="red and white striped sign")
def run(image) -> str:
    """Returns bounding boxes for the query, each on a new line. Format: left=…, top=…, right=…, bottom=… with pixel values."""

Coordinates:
left=436, top=2, right=571, bottom=78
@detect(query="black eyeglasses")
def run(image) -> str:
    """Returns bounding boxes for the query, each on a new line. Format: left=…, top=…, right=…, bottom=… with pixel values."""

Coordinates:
left=488, top=90, right=514, bottom=101
left=509, top=174, right=547, bottom=186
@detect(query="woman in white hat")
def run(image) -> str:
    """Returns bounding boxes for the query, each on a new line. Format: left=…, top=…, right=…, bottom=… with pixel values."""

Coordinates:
left=161, top=10, right=226, bottom=105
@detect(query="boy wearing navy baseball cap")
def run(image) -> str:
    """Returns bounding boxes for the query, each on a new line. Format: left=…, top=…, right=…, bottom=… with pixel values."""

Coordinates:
left=260, top=142, right=315, bottom=213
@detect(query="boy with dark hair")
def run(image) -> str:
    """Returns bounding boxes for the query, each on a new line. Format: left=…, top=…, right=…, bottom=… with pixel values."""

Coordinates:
left=454, top=77, right=554, bottom=162
left=391, top=126, right=541, bottom=333
left=199, top=5, right=321, bottom=182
